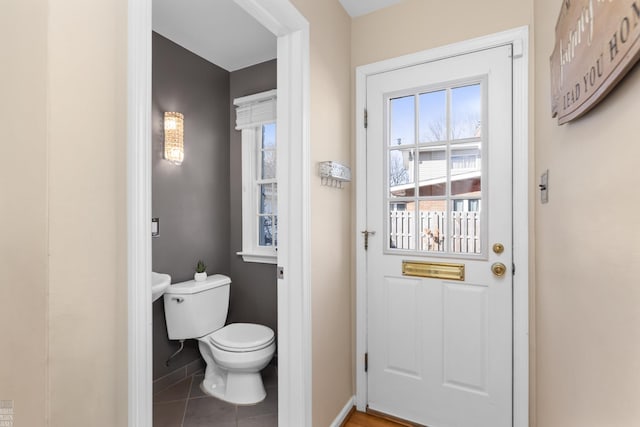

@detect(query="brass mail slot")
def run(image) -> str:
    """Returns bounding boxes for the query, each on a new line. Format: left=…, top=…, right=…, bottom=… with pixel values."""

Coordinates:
left=402, top=260, right=465, bottom=281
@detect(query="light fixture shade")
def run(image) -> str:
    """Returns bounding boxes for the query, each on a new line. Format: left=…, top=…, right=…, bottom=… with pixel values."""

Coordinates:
left=164, top=112, right=184, bottom=165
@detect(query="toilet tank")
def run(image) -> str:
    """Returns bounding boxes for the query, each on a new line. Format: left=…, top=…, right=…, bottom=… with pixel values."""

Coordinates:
left=163, top=274, right=231, bottom=340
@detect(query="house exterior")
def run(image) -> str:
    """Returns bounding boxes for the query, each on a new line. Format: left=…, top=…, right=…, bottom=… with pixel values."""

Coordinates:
left=2, top=0, right=640, bottom=426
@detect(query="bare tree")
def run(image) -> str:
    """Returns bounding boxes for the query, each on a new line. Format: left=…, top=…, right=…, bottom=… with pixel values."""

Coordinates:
left=452, top=114, right=481, bottom=139
left=421, top=114, right=481, bottom=141
left=389, top=151, right=410, bottom=186
left=425, top=117, right=446, bottom=141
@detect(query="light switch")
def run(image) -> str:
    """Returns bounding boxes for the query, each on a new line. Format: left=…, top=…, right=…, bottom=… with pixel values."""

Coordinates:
left=539, top=170, right=549, bottom=204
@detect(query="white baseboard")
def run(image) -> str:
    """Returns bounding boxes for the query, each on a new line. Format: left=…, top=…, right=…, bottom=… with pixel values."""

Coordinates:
left=330, top=396, right=355, bottom=427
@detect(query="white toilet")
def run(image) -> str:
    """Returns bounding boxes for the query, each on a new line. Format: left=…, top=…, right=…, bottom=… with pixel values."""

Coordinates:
left=163, top=274, right=275, bottom=405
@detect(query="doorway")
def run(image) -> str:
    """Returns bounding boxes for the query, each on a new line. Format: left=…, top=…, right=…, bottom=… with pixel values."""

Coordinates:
left=366, top=44, right=512, bottom=426
left=355, top=27, right=530, bottom=427
left=127, top=1, right=312, bottom=426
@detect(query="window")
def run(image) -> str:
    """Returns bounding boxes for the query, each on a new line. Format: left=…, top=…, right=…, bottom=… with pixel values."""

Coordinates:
left=453, top=198, right=480, bottom=212
left=451, top=148, right=481, bottom=171
left=234, top=90, right=277, bottom=264
left=386, top=82, right=484, bottom=255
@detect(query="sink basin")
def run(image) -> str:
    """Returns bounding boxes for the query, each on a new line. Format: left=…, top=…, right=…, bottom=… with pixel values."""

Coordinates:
left=152, top=272, right=171, bottom=302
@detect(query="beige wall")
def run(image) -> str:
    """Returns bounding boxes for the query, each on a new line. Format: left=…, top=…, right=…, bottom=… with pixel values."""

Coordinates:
left=2, top=0, right=128, bottom=426
left=351, top=0, right=533, bottom=67
left=47, top=0, right=128, bottom=425
left=290, top=1, right=354, bottom=425
left=534, top=1, right=640, bottom=426
left=0, top=1, right=49, bottom=426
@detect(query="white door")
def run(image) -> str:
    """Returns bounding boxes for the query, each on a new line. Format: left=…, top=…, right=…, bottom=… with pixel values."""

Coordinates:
left=366, top=45, right=513, bottom=427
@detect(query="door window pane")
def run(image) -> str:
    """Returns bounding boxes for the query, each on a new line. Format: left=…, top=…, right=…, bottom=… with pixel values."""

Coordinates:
left=451, top=84, right=481, bottom=140
left=388, top=203, right=415, bottom=250
left=419, top=90, right=446, bottom=142
left=450, top=208, right=481, bottom=254
left=450, top=144, right=481, bottom=196
left=418, top=201, right=446, bottom=252
left=417, top=147, right=446, bottom=197
left=389, top=148, right=414, bottom=198
left=390, top=95, right=415, bottom=146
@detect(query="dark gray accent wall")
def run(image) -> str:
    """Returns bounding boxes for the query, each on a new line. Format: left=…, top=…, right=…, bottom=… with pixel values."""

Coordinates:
left=152, top=32, right=230, bottom=379
left=228, top=60, right=278, bottom=334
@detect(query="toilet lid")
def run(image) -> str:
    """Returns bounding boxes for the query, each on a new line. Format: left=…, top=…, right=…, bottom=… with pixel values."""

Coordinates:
left=209, top=323, right=275, bottom=352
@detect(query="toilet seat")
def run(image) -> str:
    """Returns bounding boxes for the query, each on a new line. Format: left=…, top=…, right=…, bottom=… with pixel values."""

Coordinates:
left=209, top=323, right=275, bottom=352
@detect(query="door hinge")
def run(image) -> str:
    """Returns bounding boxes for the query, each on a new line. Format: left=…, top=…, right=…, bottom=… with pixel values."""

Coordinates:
left=364, top=109, right=368, bottom=128
left=364, top=353, right=368, bottom=372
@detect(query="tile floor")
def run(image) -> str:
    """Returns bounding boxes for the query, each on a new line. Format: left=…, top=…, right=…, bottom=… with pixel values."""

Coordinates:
left=153, top=364, right=277, bottom=427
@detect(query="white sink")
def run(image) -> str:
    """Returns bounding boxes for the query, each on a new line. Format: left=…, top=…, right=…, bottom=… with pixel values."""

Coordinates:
left=152, top=272, right=171, bottom=302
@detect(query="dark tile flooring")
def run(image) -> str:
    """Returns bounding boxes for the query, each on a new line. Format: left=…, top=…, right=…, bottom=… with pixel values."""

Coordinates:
left=153, top=364, right=277, bottom=427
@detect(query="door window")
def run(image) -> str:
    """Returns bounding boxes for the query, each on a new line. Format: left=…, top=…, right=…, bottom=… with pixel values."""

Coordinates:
left=386, top=82, right=484, bottom=255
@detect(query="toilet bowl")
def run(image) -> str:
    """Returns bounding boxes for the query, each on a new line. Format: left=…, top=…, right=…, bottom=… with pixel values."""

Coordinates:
left=197, top=323, right=275, bottom=404
left=163, top=275, right=275, bottom=405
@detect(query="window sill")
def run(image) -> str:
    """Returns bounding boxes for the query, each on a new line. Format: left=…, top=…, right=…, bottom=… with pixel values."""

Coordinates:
left=236, top=251, right=277, bottom=264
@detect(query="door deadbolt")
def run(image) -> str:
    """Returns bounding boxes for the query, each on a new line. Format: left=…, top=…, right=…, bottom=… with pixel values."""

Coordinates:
left=492, top=243, right=504, bottom=254
left=491, top=262, right=507, bottom=277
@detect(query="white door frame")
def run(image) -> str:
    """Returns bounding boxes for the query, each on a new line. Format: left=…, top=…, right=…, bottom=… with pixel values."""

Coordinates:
left=355, top=26, right=529, bottom=427
left=127, top=1, right=311, bottom=426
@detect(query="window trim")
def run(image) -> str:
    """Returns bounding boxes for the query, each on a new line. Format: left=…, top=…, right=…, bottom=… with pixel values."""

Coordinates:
left=234, top=90, right=278, bottom=264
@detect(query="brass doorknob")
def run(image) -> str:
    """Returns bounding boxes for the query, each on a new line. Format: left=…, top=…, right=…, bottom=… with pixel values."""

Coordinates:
left=491, top=262, right=506, bottom=277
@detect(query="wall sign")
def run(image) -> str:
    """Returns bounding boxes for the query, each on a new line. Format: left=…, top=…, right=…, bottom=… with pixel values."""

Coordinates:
left=550, top=0, right=640, bottom=124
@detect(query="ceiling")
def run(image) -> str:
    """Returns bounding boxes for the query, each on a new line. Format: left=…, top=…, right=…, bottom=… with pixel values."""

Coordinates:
left=153, top=0, right=404, bottom=72
left=339, top=0, right=404, bottom=17
left=152, top=0, right=277, bottom=72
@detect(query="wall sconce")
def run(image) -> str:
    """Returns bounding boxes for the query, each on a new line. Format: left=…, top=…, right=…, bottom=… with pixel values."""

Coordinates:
left=164, top=112, right=184, bottom=165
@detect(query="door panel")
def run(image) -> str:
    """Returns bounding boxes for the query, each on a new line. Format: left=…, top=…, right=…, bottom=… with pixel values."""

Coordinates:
left=366, top=45, right=513, bottom=427
left=384, top=276, right=422, bottom=377
left=443, top=282, right=488, bottom=394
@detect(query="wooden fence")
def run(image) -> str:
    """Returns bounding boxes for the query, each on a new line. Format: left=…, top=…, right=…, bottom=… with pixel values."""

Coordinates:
left=389, top=210, right=480, bottom=254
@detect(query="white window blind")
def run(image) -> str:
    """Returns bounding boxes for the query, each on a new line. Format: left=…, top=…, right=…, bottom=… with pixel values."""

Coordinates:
left=234, top=89, right=277, bottom=130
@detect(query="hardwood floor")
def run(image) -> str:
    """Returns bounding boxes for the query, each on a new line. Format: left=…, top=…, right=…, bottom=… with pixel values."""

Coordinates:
left=342, top=410, right=414, bottom=427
